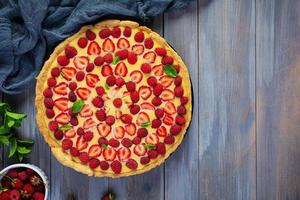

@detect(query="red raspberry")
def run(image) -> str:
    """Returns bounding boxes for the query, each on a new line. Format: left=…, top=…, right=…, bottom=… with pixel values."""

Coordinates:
left=126, top=159, right=138, bottom=169
left=111, top=160, right=122, bottom=174
left=137, top=128, right=148, bottom=138
left=100, top=161, right=109, bottom=170
left=86, top=29, right=96, bottom=40
left=70, top=147, right=79, bottom=157
left=108, top=138, right=120, bottom=148
left=89, top=158, right=100, bottom=169
left=83, top=131, right=93, bottom=141
left=177, top=105, right=187, bottom=115
left=49, top=121, right=58, bottom=131
left=121, top=138, right=132, bottom=148
left=113, top=98, right=122, bottom=108
left=174, top=65, right=180, bottom=73
left=106, top=75, right=116, bottom=86
left=141, top=63, right=151, bottom=73
left=174, top=76, right=182, bottom=86
left=79, top=152, right=89, bottom=163
left=104, top=53, right=113, bottom=63
left=161, top=56, right=174, bottom=65
left=148, top=150, right=158, bottom=159
left=153, top=84, right=163, bottom=96
left=126, top=81, right=136, bottom=92
left=98, top=137, right=108, bottom=146
left=151, top=97, right=162, bottom=106
left=116, top=49, right=128, bottom=60
left=175, top=115, right=186, bottom=125
left=51, top=67, right=60, bottom=77
left=46, top=109, right=55, bottom=118
left=54, top=130, right=63, bottom=140
left=112, top=27, right=121, bottom=38
left=23, top=183, right=34, bottom=194
left=12, top=178, right=23, bottom=189
left=170, top=125, right=182, bottom=136
left=144, top=38, right=154, bottom=49
left=92, top=97, right=104, bottom=108
left=96, top=86, right=105, bottom=95
left=78, top=37, right=88, bottom=48
left=151, top=119, right=162, bottom=128
left=62, top=139, right=73, bottom=150
left=130, top=104, right=140, bottom=115
left=127, top=52, right=137, bottom=64
left=94, top=56, right=104, bottom=66
left=130, top=91, right=139, bottom=103
left=57, top=55, right=69, bottom=66
left=121, top=114, right=132, bottom=124
left=69, top=82, right=77, bottom=90
left=147, top=76, right=157, bottom=87
left=181, top=96, right=188, bottom=105
left=77, top=127, right=85, bottom=136
left=156, top=143, right=166, bottom=155
left=65, top=46, right=77, bottom=58
left=68, top=109, right=76, bottom=117
left=10, top=189, right=21, bottom=200
left=44, top=98, right=54, bottom=108
left=155, top=108, right=164, bottom=118
left=96, top=109, right=106, bottom=121
left=154, top=48, right=167, bottom=56
left=76, top=71, right=85, bottom=81
left=140, top=157, right=150, bottom=165
left=134, top=31, right=144, bottom=42
left=164, top=135, right=175, bottom=144
left=116, top=77, right=125, bottom=87
left=33, top=192, right=45, bottom=200
left=86, top=63, right=95, bottom=72
left=123, top=26, right=131, bottom=37
left=106, top=115, right=115, bottom=125
left=174, top=86, right=184, bottom=97
left=99, top=28, right=111, bottom=39
left=68, top=91, right=77, bottom=102
left=132, top=136, right=141, bottom=145
left=47, top=77, right=56, bottom=87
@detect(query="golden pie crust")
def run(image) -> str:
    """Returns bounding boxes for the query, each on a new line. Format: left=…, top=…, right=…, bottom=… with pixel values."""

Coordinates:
left=35, top=20, right=192, bottom=177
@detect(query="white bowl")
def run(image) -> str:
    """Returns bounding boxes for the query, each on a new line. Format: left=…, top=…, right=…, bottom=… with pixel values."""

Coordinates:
left=0, top=163, right=49, bottom=199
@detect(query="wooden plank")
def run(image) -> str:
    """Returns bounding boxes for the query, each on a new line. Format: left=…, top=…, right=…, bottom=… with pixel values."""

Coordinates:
left=256, top=0, right=300, bottom=199
left=107, top=16, right=165, bottom=200
left=197, top=0, right=256, bottom=199
left=163, top=1, right=199, bottom=200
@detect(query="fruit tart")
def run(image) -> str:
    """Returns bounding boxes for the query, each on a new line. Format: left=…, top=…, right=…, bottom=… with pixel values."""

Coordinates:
left=35, top=20, right=192, bottom=177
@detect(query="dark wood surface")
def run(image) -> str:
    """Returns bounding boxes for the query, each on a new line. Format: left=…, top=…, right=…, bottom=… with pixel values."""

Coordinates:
left=1, top=0, right=300, bottom=199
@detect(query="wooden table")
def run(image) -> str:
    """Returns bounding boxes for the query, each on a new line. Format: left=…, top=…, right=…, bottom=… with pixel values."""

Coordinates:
left=1, top=0, right=300, bottom=199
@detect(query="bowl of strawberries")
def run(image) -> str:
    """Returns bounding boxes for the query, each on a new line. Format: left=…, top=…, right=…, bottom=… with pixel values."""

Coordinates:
left=0, top=163, right=49, bottom=200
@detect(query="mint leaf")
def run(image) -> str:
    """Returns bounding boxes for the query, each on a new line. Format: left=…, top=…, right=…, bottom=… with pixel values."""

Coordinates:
left=101, top=144, right=107, bottom=149
left=9, top=137, right=17, bottom=158
left=17, top=153, right=24, bottom=162
left=164, top=64, right=177, bottom=77
left=0, top=136, right=9, bottom=146
left=112, top=56, right=120, bottom=65
left=17, top=146, right=32, bottom=154
left=104, top=83, right=110, bottom=90
left=0, top=103, right=10, bottom=116
left=17, top=139, right=34, bottom=146
left=59, top=124, right=72, bottom=131
left=141, top=121, right=150, bottom=128
left=6, top=111, right=27, bottom=120
left=0, top=126, right=10, bottom=135
left=144, top=144, right=156, bottom=150
left=71, top=100, right=84, bottom=113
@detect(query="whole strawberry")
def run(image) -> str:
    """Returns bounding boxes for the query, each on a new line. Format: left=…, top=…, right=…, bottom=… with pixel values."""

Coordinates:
left=12, top=178, right=23, bottom=189
left=101, top=192, right=116, bottom=200
left=10, top=189, right=20, bottom=200
left=33, top=192, right=45, bottom=200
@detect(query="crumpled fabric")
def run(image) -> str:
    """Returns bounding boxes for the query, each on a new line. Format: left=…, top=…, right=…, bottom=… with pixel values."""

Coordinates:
left=0, top=0, right=192, bottom=94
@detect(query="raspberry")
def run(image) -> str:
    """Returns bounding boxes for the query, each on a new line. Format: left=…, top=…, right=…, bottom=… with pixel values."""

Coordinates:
left=174, top=76, right=182, bottom=86
left=62, top=139, right=73, bottom=150
left=126, top=81, right=136, bottom=92
left=174, top=65, right=180, bottom=73
left=78, top=37, right=88, bottom=48
left=65, top=46, right=77, bottom=58
left=147, top=76, right=157, bottom=87
left=104, top=53, right=113, bottom=63
left=7, top=169, right=18, bottom=178
left=70, top=147, right=79, bottom=157
left=77, top=127, right=85, bottom=136
left=161, top=56, right=174, bottom=65
left=127, top=52, right=137, bottom=64
left=130, top=104, right=140, bottom=115
left=121, top=138, right=132, bottom=148
left=57, top=55, right=69, bottom=66
left=96, top=109, right=106, bottom=121
left=126, top=159, right=138, bottom=169
left=108, top=138, right=120, bottom=148
left=116, top=77, right=125, bottom=87
left=68, top=91, right=77, bottom=102
left=47, top=77, right=56, bottom=87
left=144, top=38, right=154, bottom=49
left=121, top=114, right=132, bottom=124
left=140, top=157, right=150, bottom=165
left=123, top=26, right=131, bottom=37
left=151, top=119, right=162, bottom=128
left=98, top=137, right=108, bottom=146
left=44, top=98, right=54, bottom=108
left=141, top=63, right=151, bottom=73
left=10, top=189, right=20, bottom=200
left=33, top=192, right=45, bottom=200
left=92, top=97, right=104, bottom=108
left=89, top=158, right=100, bottom=169
left=23, top=183, right=34, bottom=194
left=86, top=29, right=96, bottom=40
left=137, top=128, right=148, bottom=138
left=49, top=121, right=58, bottom=131
left=99, top=28, right=111, bottom=39
left=164, top=135, right=175, bottom=145
left=112, top=27, right=121, bottom=38
left=83, top=131, right=93, bottom=141
left=132, top=136, right=141, bottom=145
left=151, top=97, right=162, bottom=106
left=100, top=161, right=109, bottom=170
left=134, top=31, right=144, bottom=42
left=181, top=96, right=188, bottom=105
left=154, top=48, right=167, bottom=56
left=156, top=142, right=166, bottom=155
left=116, top=49, right=128, bottom=60
left=130, top=91, right=139, bottom=103
left=96, top=86, right=105, bottom=95
left=175, top=115, right=186, bottom=125
left=174, top=86, right=184, bottom=97
left=106, top=115, right=115, bottom=125
left=86, top=63, right=95, bottom=72
left=177, top=105, right=187, bottom=115
left=153, top=84, right=163, bottom=96
left=170, top=125, right=182, bottom=136
left=17, top=171, right=28, bottom=181
left=79, top=152, right=89, bottom=163
left=76, top=71, right=85, bottom=81
left=113, top=98, right=122, bottom=108
left=155, top=109, right=164, bottom=118
left=111, top=160, right=122, bottom=174
left=148, top=150, right=158, bottom=159
left=43, top=88, right=53, bottom=97
left=51, top=67, right=60, bottom=77
left=54, top=130, right=63, bottom=140
left=94, top=56, right=104, bottom=66
left=69, top=82, right=77, bottom=90
left=46, top=109, right=55, bottom=118
left=106, top=75, right=116, bottom=86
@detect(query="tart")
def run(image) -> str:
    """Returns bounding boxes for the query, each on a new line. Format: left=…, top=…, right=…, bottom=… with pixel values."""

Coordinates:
left=35, top=20, right=192, bottom=177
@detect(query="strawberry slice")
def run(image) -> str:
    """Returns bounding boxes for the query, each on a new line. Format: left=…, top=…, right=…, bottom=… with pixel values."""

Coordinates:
left=114, top=62, right=128, bottom=77
left=54, top=82, right=68, bottom=95
left=156, top=126, right=167, bottom=137
left=97, top=123, right=111, bottom=137
left=159, top=76, right=174, bottom=88
left=54, top=97, right=69, bottom=111
left=161, top=89, right=175, bottom=101
left=131, top=44, right=144, bottom=55
left=87, top=41, right=101, bottom=55
left=152, top=64, right=164, bottom=76
left=133, top=144, right=146, bottom=156
left=125, top=123, right=136, bottom=136
left=145, top=134, right=159, bottom=145
left=138, top=86, right=152, bottom=100
left=103, top=148, right=117, bottom=161
left=129, top=70, right=143, bottom=84
left=73, top=56, right=89, bottom=70
left=117, top=147, right=131, bottom=161
left=141, top=102, right=155, bottom=110
left=76, top=87, right=91, bottom=100
left=88, top=144, right=102, bottom=158
left=102, top=38, right=115, bottom=52
left=80, top=104, right=93, bottom=117
left=115, top=110, right=122, bottom=119
left=76, top=136, right=88, bottom=151
left=164, top=102, right=176, bottom=115
left=122, top=91, right=130, bottom=97
left=61, top=67, right=77, bottom=81
left=136, top=112, right=150, bottom=126
left=143, top=51, right=156, bottom=63
left=117, top=38, right=130, bottom=49
left=64, top=128, right=76, bottom=138
left=55, top=113, right=70, bottom=124
left=163, top=115, right=174, bottom=125
left=101, top=65, right=113, bottom=77
left=114, top=126, right=125, bottom=139
left=86, top=74, right=99, bottom=88
left=101, top=93, right=110, bottom=101
left=83, top=118, right=96, bottom=129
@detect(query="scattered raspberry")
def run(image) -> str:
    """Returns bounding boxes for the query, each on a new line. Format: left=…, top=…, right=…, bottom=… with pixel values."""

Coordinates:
left=130, top=104, right=140, bottom=115
left=89, top=158, right=100, bottom=169
left=46, top=109, right=55, bottom=118
left=144, top=38, right=154, bottom=49
left=86, top=29, right=96, bottom=40
left=111, top=160, right=122, bottom=174
left=134, top=31, right=144, bottom=42
left=156, top=143, right=166, bottom=155
left=94, top=56, right=104, bottom=66
left=121, top=114, right=132, bottom=124
left=177, top=105, right=187, bottom=115
left=140, top=157, right=150, bottom=165
left=106, top=115, right=115, bottom=125
left=68, top=91, right=77, bottom=102
left=147, top=76, right=157, bottom=87
left=70, top=147, right=79, bottom=157
left=132, top=136, right=141, bottom=145
left=57, top=55, right=69, bottom=66
left=76, top=71, right=85, bottom=81
left=104, top=53, right=113, bottom=63
left=137, top=128, right=148, bottom=138
left=127, top=52, right=137, bottom=64
left=69, top=82, right=77, bottom=91
left=86, top=63, right=95, bottom=72
left=111, top=27, right=121, bottom=38
left=126, top=81, right=136, bottom=92
left=47, top=77, right=56, bottom=87
left=108, top=138, right=120, bottom=148
left=48, top=121, right=58, bottom=131
left=83, top=131, right=93, bottom=141
left=175, top=115, right=186, bottom=125
left=54, top=130, right=63, bottom=140
left=121, top=138, right=132, bottom=148
left=155, top=109, right=164, bottom=118
left=130, top=91, right=139, bottom=103
left=155, top=47, right=167, bottom=56
left=174, top=86, right=184, bottom=97
left=126, top=159, right=138, bottom=169
left=96, top=86, right=105, bottom=95
left=161, top=56, right=174, bottom=65
left=151, top=97, right=162, bottom=106
left=170, top=125, right=182, bottom=136
left=116, top=49, right=128, bottom=60
left=141, top=63, right=151, bottom=73
left=148, top=150, right=158, bottom=159
left=123, top=26, right=132, bottom=37
left=65, top=46, right=77, bottom=58
left=79, top=152, right=89, bottom=163
left=151, top=119, right=162, bottom=128
left=164, top=135, right=175, bottom=144
left=100, top=161, right=109, bottom=170
left=96, top=109, right=106, bottom=121
left=62, top=139, right=73, bottom=150
left=77, top=127, right=85, bottom=135
left=116, top=77, right=125, bottom=87
left=92, top=97, right=104, bottom=108
left=99, top=28, right=111, bottom=39
left=113, top=98, right=122, bottom=108
left=181, top=96, right=188, bottom=105
left=174, top=76, right=182, bottom=86
left=153, top=83, right=163, bottom=96
left=106, top=75, right=116, bottom=86
left=51, top=67, right=60, bottom=77
left=78, top=37, right=88, bottom=48
left=98, top=137, right=108, bottom=146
